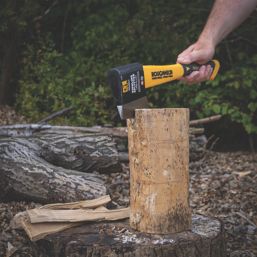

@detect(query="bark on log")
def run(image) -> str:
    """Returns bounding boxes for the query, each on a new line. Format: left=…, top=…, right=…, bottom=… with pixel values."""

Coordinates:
left=128, top=109, right=191, bottom=234
left=0, top=124, right=206, bottom=163
left=0, top=126, right=122, bottom=173
left=30, top=129, right=122, bottom=173
left=35, top=215, right=226, bottom=257
left=0, top=135, right=112, bottom=203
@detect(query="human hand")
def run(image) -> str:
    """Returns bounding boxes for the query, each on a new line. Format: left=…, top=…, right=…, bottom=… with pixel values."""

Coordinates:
left=177, top=40, right=215, bottom=84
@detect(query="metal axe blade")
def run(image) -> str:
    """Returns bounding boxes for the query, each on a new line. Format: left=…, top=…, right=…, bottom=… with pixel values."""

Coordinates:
left=117, top=96, right=148, bottom=120
left=108, top=63, right=147, bottom=120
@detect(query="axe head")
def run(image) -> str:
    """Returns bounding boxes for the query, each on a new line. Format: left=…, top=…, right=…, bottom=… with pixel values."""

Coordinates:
left=108, top=63, right=148, bottom=120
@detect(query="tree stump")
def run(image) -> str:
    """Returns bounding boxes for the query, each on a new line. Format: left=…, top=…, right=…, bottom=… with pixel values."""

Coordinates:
left=128, top=109, right=191, bottom=234
left=36, top=214, right=226, bottom=257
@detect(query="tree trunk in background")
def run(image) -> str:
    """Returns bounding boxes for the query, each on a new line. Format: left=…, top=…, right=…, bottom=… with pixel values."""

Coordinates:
left=0, top=25, right=19, bottom=105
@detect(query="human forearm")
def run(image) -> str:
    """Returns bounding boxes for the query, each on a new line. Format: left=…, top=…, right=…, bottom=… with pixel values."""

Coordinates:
left=177, top=0, right=257, bottom=84
left=199, top=0, right=257, bottom=47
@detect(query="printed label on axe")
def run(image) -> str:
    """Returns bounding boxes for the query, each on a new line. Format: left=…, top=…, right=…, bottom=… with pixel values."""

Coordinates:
left=121, top=66, right=146, bottom=104
left=122, top=80, right=129, bottom=93
left=126, top=71, right=143, bottom=94
left=151, top=70, right=173, bottom=80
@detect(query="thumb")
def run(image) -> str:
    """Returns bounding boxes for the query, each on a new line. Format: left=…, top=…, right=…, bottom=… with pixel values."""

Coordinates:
left=177, top=49, right=205, bottom=64
left=187, top=50, right=210, bottom=64
left=177, top=44, right=196, bottom=64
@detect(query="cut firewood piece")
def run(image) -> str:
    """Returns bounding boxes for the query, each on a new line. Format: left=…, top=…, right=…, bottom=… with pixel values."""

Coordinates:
left=11, top=195, right=111, bottom=229
left=21, top=217, right=82, bottom=241
left=40, top=195, right=111, bottom=210
left=27, top=207, right=130, bottom=223
left=128, top=109, right=191, bottom=234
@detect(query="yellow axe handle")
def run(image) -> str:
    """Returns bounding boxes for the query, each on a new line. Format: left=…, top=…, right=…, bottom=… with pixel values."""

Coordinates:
left=143, top=59, right=220, bottom=89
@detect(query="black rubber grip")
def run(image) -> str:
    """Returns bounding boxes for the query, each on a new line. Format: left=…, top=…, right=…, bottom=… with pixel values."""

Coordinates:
left=182, top=61, right=215, bottom=76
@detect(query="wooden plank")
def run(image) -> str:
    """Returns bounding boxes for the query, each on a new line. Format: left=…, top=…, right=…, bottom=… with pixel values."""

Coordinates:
left=27, top=207, right=130, bottom=223
left=128, top=108, right=191, bottom=234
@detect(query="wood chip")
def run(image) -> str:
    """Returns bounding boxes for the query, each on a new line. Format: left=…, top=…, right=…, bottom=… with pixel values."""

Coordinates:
left=233, top=171, right=252, bottom=177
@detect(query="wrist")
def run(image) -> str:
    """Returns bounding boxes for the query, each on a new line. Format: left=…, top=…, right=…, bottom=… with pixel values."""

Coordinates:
left=197, top=33, right=217, bottom=50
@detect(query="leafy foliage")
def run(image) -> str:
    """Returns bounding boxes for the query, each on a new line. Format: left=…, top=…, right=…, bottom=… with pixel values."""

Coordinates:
left=12, top=0, right=257, bottom=132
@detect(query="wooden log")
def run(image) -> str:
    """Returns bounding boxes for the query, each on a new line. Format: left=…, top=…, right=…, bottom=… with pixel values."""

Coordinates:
left=35, top=215, right=226, bottom=257
left=0, top=125, right=122, bottom=173
left=128, top=108, right=191, bottom=234
left=0, top=138, right=107, bottom=203
left=31, top=129, right=122, bottom=173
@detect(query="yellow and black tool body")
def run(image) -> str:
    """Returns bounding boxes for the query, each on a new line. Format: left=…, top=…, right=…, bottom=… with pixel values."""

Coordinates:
left=108, top=60, right=220, bottom=119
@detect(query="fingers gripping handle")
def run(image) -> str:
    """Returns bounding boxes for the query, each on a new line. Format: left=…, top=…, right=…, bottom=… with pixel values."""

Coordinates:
left=182, top=59, right=220, bottom=80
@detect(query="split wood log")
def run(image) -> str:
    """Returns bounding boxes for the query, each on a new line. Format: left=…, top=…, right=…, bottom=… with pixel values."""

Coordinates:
left=22, top=219, right=81, bottom=242
left=40, top=195, right=111, bottom=210
left=27, top=207, right=130, bottom=223
left=22, top=206, right=129, bottom=241
left=11, top=195, right=129, bottom=241
left=11, top=195, right=112, bottom=229
left=35, top=215, right=226, bottom=257
left=128, top=108, right=191, bottom=234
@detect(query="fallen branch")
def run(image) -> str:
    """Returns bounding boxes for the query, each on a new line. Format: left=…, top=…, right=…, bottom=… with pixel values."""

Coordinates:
left=189, top=115, right=222, bottom=126
left=37, top=107, right=73, bottom=124
left=0, top=124, right=51, bottom=137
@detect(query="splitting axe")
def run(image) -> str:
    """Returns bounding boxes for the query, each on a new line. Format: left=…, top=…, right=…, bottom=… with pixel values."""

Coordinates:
left=108, top=60, right=220, bottom=119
